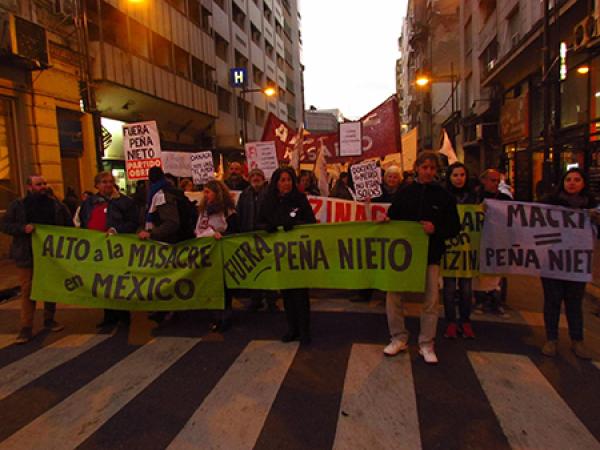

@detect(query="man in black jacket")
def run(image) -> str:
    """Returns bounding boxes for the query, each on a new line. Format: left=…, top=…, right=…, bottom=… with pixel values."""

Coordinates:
left=384, top=152, right=460, bottom=364
left=78, top=171, right=139, bottom=328
left=0, top=175, right=73, bottom=344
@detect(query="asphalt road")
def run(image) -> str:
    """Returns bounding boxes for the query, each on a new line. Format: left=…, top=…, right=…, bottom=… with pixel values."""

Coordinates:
left=0, top=291, right=599, bottom=450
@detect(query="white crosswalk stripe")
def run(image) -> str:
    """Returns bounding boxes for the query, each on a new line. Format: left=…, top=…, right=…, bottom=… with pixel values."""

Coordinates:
left=333, top=344, right=421, bottom=450
left=0, top=334, right=110, bottom=401
left=167, top=340, right=299, bottom=450
left=469, top=351, right=600, bottom=450
left=0, top=336, right=200, bottom=450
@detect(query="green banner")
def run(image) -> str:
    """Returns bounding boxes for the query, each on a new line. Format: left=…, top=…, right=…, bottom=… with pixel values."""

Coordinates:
left=31, top=225, right=224, bottom=310
left=222, top=222, right=428, bottom=292
left=440, top=204, right=484, bottom=278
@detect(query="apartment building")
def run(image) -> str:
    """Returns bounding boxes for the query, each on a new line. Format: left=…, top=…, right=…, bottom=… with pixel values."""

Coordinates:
left=212, top=0, right=304, bottom=156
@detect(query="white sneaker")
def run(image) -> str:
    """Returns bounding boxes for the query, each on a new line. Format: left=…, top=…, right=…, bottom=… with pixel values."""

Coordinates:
left=383, top=339, right=408, bottom=357
left=419, top=345, right=439, bottom=364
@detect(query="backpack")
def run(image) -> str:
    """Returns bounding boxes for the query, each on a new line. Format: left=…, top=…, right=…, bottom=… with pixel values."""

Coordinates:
left=163, top=186, right=198, bottom=242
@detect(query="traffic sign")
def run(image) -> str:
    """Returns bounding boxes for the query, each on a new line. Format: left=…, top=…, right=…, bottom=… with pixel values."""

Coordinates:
left=229, top=67, right=248, bottom=88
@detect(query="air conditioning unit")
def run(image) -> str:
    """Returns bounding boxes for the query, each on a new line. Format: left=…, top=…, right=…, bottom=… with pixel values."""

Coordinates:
left=573, top=15, right=597, bottom=51
left=0, top=13, right=49, bottom=69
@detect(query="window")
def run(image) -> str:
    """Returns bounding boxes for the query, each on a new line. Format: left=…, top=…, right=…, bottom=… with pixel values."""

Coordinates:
left=129, top=19, right=149, bottom=59
left=277, top=55, right=284, bottom=70
left=479, top=40, right=498, bottom=78
left=252, top=65, right=264, bottom=85
left=237, top=96, right=249, bottom=120
left=214, top=0, right=225, bottom=11
left=215, top=33, right=229, bottom=62
left=201, top=7, right=212, bottom=34
left=166, top=0, right=185, bottom=12
left=255, top=106, right=265, bottom=125
left=218, top=87, right=231, bottom=113
left=152, top=32, right=173, bottom=70
left=265, top=42, right=274, bottom=59
left=101, top=2, right=128, bottom=49
left=188, top=0, right=201, bottom=25
left=205, top=65, right=216, bottom=91
left=507, top=7, right=520, bottom=48
left=0, top=97, right=19, bottom=212
left=479, top=0, right=496, bottom=26
left=232, top=2, right=246, bottom=30
left=192, top=56, right=205, bottom=87
left=234, top=50, right=248, bottom=69
left=251, top=23, right=261, bottom=45
left=464, top=18, right=472, bottom=54
left=561, top=66, right=588, bottom=128
left=86, top=0, right=100, bottom=40
left=174, top=46, right=190, bottom=78
left=263, top=3, right=272, bottom=21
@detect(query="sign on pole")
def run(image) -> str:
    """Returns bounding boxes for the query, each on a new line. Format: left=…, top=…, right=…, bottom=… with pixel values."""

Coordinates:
left=229, top=67, right=248, bottom=88
left=245, top=141, right=278, bottom=180
left=350, top=160, right=382, bottom=201
left=161, top=151, right=192, bottom=178
left=339, top=121, right=362, bottom=156
left=191, top=151, right=215, bottom=185
left=123, top=121, right=162, bottom=180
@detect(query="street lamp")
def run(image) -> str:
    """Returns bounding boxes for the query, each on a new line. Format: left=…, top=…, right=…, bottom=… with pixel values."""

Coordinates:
left=239, top=85, right=276, bottom=145
left=416, top=75, right=431, bottom=87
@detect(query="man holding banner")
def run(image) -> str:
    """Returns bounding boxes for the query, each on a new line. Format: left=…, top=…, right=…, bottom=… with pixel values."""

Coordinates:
left=0, top=175, right=73, bottom=344
left=384, top=153, right=460, bottom=364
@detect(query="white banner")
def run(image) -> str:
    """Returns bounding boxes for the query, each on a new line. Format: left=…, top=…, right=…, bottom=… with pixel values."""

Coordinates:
left=186, top=191, right=389, bottom=224
left=245, top=141, right=278, bottom=180
left=161, top=151, right=192, bottom=178
left=480, top=200, right=595, bottom=282
left=350, top=160, right=382, bottom=201
left=123, top=121, right=162, bottom=180
left=191, top=151, right=214, bottom=185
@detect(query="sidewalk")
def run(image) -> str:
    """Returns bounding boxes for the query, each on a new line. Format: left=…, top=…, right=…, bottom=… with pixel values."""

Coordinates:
left=0, top=259, right=20, bottom=292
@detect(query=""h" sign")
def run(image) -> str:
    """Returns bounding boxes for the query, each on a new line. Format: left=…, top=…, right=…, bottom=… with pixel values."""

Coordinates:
left=229, top=68, right=247, bottom=88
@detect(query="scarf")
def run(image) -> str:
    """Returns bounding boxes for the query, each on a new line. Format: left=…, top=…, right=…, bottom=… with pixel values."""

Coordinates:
left=558, top=191, right=589, bottom=209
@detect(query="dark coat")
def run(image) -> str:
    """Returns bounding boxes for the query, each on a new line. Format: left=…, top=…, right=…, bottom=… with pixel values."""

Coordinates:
left=0, top=195, right=73, bottom=267
left=540, top=192, right=598, bottom=209
left=259, top=190, right=316, bottom=232
left=387, top=182, right=460, bottom=265
left=446, top=186, right=479, bottom=205
left=78, top=192, right=140, bottom=233
left=236, top=186, right=267, bottom=232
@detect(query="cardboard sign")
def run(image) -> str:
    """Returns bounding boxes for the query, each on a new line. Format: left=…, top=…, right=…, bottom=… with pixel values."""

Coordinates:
left=339, top=121, right=362, bottom=156
left=123, top=121, right=162, bottom=180
left=350, top=161, right=382, bottom=201
left=161, top=151, right=192, bottom=178
left=191, top=151, right=215, bottom=185
left=245, top=141, right=278, bottom=180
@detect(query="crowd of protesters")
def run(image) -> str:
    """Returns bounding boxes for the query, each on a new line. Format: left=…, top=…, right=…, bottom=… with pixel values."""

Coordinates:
left=1, top=152, right=598, bottom=363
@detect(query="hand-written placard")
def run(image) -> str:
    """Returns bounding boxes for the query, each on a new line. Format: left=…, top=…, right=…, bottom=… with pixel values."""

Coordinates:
left=191, top=151, right=215, bottom=185
left=441, top=204, right=484, bottom=278
left=123, top=121, right=162, bottom=180
left=245, top=141, right=278, bottom=180
left=480, top=200, right=596, bottom=282
left=350, top=160, right=382, bottom=201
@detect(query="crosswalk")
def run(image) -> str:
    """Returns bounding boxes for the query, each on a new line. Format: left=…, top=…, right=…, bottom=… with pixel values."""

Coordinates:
left=0, top=333, right=598, bottom=450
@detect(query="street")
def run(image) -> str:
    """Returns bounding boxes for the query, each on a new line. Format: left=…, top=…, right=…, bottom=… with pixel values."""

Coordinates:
left=0, top=277, right=599, bottom=450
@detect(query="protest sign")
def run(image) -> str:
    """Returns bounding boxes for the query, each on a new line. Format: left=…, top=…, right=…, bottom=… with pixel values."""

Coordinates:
left=123, top=121, right=162, bottom=180
left=222, top=222, right=428, bottom=292
left=31, top=225, right=224, bottom=310
left=191, top=151, right=215, bottom=185
left=350, top=160, right=383, bottom=201
left=308, top=196, right=389, bottom=223
left=245, top=142, right=278, bottom=180
left=480, top=200, right=595, bottom=282
left=339, top=122, right=362, bottom=156
left=441, top=204, right=484, bottom=277
left=161, top=151, right=192, bottom=178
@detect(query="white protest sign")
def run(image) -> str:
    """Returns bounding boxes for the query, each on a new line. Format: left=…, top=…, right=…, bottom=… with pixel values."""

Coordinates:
left=191, top=151, right=215, bottom=185
left=350, top=160, right=383, bottom=201
left=339, top=122, right=362, bottom=156
left=123, top=121, right=162, bottom=180
left=161, top=151, right=192, bottom=178
left=480, top=200, right=595, bottom=282
left=245, top=141, right=278, bottom=180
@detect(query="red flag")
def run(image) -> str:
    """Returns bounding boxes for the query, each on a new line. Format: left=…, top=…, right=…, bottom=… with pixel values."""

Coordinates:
left=262, top=95, right=401, bottom=164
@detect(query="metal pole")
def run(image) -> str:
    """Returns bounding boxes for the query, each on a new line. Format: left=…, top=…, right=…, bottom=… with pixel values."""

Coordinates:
left=542, top=0, right=552, bottom=188
left=241, top=89, right=247, bottom=145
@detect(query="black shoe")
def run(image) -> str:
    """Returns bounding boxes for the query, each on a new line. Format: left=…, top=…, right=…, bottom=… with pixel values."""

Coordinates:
left=43, top=319, right=64, bottom=332
left=281, top=332, right=299, bottom=343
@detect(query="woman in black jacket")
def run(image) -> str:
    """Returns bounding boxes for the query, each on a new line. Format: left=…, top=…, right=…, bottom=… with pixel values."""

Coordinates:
left=442, top=162, right=478, bottom=339
left=539, top=168, right=599, bottom=359
left=383, top=152, right=460, bottom=364
left=259, top=167, right=316, bottom=344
